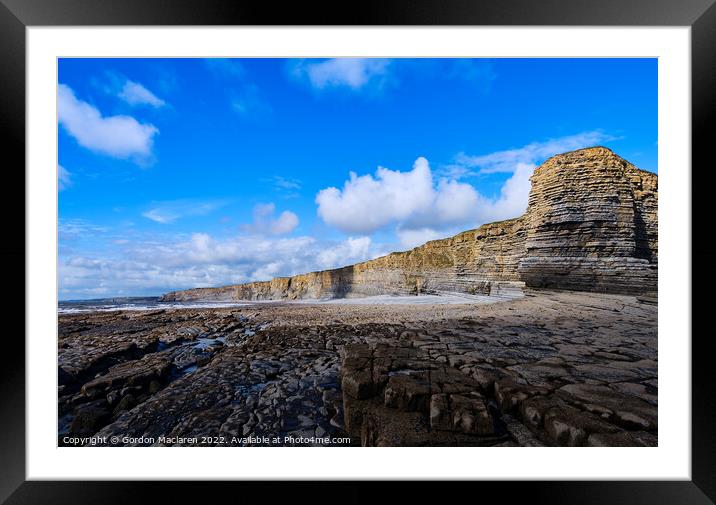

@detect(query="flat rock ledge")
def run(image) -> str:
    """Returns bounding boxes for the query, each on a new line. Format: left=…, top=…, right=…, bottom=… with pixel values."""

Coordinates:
left=58, top=290, right=657, bottom=447
left=341, top=343, right=508, bottom=446
left=340, top=339, right=657, bottom=447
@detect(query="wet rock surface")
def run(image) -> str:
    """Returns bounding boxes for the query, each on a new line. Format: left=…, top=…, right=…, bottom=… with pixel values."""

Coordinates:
left=58, top=290, right=657, bottom=447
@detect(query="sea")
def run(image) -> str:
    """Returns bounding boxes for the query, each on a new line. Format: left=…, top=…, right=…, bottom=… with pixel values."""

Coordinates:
left=57, top=292, right=508, bottom=314
left=57, top=297, right=250, bottom=314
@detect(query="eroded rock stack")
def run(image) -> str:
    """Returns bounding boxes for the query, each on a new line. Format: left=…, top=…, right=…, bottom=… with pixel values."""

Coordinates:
left=518, top=147, right=658, bottom=293
left=161, top=147, right=657, bottom=301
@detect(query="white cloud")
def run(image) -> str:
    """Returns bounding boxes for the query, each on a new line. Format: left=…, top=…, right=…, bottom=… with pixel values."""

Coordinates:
left=142, top=199, right=226, bottom=224
left=316, top=236, right=373, bottom=270
left=317, top=131, right=618, bottom=244
left=473, top=162, right=535, bottom=223
left=58, top=84, right=159, bottom=160
left=433, top=178, right=480, bottom=224
left=291, top=58, right=391, bottom=90
left=316, top=157, right=476, bottom=234
left=58, top=219, right=109, bottom=242
left=395, top=228, right=446, bottom=250
left=118, top=80, right=166, bottom=108
left=58, top=164, right=71, bottom=191
left=270, top=211, right=299, bottom=235
left=259, top=176, right=303, bottom=199
left=243, top=203, right=299, bottom=235
left=269, top=175, right=301, bottom=191
left=59, top=233, right=384, bottom=299
left=455, top=130, right=617, bottom=174
left=142, top=210, right=176, bottom=224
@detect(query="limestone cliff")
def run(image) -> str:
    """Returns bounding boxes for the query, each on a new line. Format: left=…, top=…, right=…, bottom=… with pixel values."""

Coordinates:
left=161, top=147, right=657, bottom=301
left=518, top=147, right=658, bottom=293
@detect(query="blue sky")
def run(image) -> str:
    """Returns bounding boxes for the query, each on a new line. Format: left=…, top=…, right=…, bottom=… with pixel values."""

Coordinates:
left=58, top=58, right=657, bottom=299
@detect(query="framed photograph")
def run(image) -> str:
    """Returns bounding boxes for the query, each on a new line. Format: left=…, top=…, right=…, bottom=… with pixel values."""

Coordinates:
left=4, top=0, right=715, bottom=502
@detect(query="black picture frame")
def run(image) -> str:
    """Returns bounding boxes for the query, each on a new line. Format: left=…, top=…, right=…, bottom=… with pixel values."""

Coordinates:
left=2, top=0, right=714, bottom=503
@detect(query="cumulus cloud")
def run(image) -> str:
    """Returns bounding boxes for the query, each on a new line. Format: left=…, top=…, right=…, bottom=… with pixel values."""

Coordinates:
left=395, top=228, right=445, bottom=250
left=473, top=162, right=535, bottom=222
left=432, top=178, right=480, bottom=224
left=58, top=84, right=159, bottom=160
left=317, top=131, right=617, bottom=248
left=316, top=157, right=477, bottom=234
left=242, top=203, right=299, bottom=235
left=290, top=58, right=392, bottom=90
left=118, top=80, right=166, bottom=108
left=58, top=164, right=71, bottom=191
left=316, top=236, right=373, bottom=270
left=142, top=199, right=227, bottom=224
left=59, top=232, right=382, bottom=299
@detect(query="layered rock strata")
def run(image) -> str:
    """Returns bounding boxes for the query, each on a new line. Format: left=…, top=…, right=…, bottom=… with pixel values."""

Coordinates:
left=518, top=147, right=658, bottom=293
left=161, top=147, right=657, bottom=301
left=163, top=218, right=527, bottom=301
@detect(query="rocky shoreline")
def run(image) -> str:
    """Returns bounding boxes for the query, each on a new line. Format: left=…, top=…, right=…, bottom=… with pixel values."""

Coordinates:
left=58, top=289, right=657, bottom=447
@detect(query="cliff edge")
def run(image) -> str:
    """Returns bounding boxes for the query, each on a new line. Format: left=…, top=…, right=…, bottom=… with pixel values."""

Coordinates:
left=161, top=147, right=657, bottom=301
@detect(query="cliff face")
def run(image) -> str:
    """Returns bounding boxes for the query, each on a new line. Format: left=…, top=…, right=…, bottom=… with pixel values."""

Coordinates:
left=163, top=217, right=527, bottom=302
left=518, top=147, right=658, bottom=293
left=162, top=147, right=657, bottom=302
